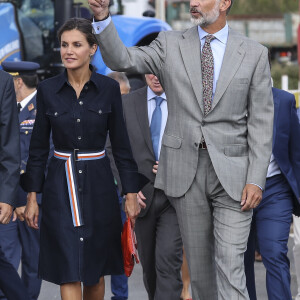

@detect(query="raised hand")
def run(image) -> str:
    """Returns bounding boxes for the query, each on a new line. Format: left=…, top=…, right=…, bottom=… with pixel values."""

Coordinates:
left=88, top=0, right=110, bottom=20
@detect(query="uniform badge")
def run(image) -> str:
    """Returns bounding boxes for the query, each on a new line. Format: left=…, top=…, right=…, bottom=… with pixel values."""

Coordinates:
left=28, top=103, right=34, bottom=111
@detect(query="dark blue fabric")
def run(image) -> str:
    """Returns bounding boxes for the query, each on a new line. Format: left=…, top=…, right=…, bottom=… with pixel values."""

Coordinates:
left=21, top=68, right=147, bottom=285
left=245, top=175, right=293, bottom=300
left=244, top=88, right=300, bottom=299
left=0, top=245, right=29, bottom=300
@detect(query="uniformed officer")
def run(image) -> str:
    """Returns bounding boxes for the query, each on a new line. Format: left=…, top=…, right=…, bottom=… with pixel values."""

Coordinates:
left=1, top=61, right=42, bottom=300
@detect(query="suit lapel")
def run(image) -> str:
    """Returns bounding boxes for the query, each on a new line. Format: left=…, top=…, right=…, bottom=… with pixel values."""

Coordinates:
left=272, top=88, right=280, bottom=149
left=211, top=29, right=246, bottom=111
left=179, top=26, right=204, bottom=114
left=134, top=87, right=155, bottom=157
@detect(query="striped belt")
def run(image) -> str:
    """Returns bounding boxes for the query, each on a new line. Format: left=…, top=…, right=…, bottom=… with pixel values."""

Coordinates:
left=54, top=149, right=106, bottom=227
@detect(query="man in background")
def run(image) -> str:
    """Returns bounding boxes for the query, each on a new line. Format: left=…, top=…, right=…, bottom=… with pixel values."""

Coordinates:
left=0, top=68, right=29, bottom=300
left=121, top=74, right=183, bottom=299
left=106, top=71, right=130, bottom=300
left=1, top=61, right=42, bottom=300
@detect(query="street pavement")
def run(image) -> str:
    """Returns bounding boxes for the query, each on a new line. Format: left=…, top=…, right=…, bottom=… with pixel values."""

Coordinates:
left=38, top=234, right=298, bottom=299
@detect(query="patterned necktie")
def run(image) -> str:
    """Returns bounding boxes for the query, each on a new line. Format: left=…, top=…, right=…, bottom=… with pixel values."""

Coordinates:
left=17, top=102, right=22, bottom=114
left=201, top=34, right=215, bottom=116
left=150, top=96, right=164, bottom=161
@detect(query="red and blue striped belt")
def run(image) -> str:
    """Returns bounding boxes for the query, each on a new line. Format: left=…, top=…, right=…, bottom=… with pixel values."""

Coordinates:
left=54, top=149, right=106, bottom=227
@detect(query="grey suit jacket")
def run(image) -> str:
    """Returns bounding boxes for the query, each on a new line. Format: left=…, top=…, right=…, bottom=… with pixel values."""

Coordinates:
left=122, top=87, right=157, bottom=217
left=0, top=71, right=20, bottom=206
left=96, top=23, right=274, bottom=201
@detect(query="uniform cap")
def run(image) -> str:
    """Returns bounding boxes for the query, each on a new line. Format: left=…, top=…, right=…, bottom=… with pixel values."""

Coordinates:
left=1, top=61, right=40, bottom=76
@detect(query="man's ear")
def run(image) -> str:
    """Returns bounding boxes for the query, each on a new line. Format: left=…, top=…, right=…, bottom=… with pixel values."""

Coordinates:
left=15, top=77, right=23, bottom=89
left=220, top=0, right=231, bottom=13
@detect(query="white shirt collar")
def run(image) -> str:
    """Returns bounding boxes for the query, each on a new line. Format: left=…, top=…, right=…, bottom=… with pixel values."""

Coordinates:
left=19, top=90, right=37, bottom=111
left=147, top=86, right=167, bottom=101
left=198, top=23, right=229, bottom=45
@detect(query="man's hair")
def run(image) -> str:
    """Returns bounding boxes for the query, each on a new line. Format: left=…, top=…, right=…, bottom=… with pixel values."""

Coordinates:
left=17, top=74, right=39, bottom=89
left=227, top=0, right=234, bottom=15
left=107, top=72, right=130, bottom=89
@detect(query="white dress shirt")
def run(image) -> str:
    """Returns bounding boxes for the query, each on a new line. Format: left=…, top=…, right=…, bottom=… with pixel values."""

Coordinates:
left=147, top=88, right=167, bottom=160
left=19, top=90, right=37, bottom=112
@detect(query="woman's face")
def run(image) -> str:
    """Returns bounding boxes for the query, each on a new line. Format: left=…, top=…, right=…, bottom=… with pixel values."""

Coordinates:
left=60, top=29, right=96, bottom=71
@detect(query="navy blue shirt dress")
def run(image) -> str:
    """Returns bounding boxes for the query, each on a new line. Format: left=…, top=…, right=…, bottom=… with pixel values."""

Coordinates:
left=22, top=68, right=145, bottom=286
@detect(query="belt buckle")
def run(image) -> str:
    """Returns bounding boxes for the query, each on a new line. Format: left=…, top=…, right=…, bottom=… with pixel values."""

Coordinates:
left=74, top=149, right=79, bottom=161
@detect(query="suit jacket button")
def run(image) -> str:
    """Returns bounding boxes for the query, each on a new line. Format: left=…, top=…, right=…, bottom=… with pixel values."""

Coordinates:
left=201, top=121, right=205, bottom=126
left=194, top=143, right=198, bottom=147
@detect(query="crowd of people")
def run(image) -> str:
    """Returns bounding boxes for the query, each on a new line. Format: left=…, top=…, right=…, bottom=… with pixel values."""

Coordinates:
left=0, top=0, right=300, bottom=299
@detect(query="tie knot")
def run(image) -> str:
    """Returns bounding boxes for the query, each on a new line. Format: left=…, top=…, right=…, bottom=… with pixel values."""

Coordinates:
left=154, top=96, right=164, bottom=107
left=17, top=102, right=22, bottom=113
left=205, top=34, right=215, bottom=43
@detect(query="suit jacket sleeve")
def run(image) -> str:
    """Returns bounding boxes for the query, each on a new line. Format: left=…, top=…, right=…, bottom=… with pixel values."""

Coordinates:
left=21, top=85, right=51, bottom=192
left=96, top=21, right=166, bottom=77
left=246, top=47, right=274, bottom=189
left=289, top=95, right=300, bottom=199
left=0, top=73, right=20, bottom=206
left=108, top=85, right=148, bottom=194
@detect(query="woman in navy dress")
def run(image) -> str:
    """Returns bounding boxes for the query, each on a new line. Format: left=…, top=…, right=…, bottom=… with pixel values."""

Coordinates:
left=22, top=18, right=144, bottom=300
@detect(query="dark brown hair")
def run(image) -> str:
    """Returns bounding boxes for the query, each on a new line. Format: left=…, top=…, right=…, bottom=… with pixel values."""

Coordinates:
left=57, top=18, right=98, bottom=47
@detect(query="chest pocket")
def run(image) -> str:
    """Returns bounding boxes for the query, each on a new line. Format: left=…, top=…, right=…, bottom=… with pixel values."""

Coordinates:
left=87, top=104, right=111, bottom=129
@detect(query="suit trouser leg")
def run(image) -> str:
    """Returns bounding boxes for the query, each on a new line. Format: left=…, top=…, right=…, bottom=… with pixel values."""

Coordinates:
left=0, top=218, right=21, bottom=300
left=255, top=175, right=293, bottom=300
left=293, top=215, right=300, bottom=300
left=17, top=208, right=42, bottom=300
left=135, top=190, right=183, bottom=300
left=0, top=245, right=29, bottom=300
left=171, top=150, right=252, bottom=300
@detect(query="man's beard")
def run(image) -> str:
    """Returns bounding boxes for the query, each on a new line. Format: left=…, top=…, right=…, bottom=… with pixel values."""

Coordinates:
left=190, top=1, right=220, bottom=27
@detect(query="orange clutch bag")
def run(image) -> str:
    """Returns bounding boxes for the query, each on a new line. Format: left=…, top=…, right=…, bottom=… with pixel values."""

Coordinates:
left=121, top=218, right=139, bottom=277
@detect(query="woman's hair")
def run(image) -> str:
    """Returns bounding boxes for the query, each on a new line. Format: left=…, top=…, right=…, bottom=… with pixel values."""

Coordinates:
left=57, top=18, right=98, bottom=47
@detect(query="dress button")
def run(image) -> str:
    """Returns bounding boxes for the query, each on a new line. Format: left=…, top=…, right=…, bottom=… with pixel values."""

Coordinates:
left=54, top=112, right=58, bottom=116
left=79, top=101, right=83, bottom=105
left=78, top=188, right=82, bottom=192
left=78, top=136, right=82, bottom=140
left=80, top=237, right=83, bottom=242
left=79, top=170, right=82, bottom=174
left=77, top=119, right=81, bottom=123
left=98, top=110, right=102, bottom=114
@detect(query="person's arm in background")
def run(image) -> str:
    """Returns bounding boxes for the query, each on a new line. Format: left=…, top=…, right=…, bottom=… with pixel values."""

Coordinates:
left=0, top=72, right=21, bottom=223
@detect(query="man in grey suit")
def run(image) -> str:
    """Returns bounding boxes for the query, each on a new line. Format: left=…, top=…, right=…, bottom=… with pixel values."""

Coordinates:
left=88, top=0, right=274, bottom=299
left=122, top=74, right=182, bottom=300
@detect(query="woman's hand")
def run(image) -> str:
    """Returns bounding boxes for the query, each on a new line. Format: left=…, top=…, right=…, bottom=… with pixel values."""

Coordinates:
left=25, top=192, right=39, bottom=229
left=125, top=193, right=141, bottom=226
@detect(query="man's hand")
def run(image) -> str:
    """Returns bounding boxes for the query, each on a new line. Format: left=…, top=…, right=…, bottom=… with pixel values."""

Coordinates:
left=241, top=184, right=262, bottom=211
left=125, top=193, right=141, bottom=227
left=88, top=0, right=110, bottom=20
left=0, top=203, right=13, bottom=224
left=25, top=192, right=39, bottom=229
left=152, top=161, right=159, bottom=174
left=15, top=206, right=26, bottom=222
left=137, top=191, right=146, bottom=209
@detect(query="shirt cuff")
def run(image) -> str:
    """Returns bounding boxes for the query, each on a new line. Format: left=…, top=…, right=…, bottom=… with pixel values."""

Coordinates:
left=92, top=16, right=112, bottom=34
left=248, top=183, right=263, bottom=191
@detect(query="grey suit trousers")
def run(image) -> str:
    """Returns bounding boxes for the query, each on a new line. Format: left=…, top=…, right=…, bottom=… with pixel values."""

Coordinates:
left=135, top=189, right=183, bottom=300
left=171, top=150, right=252, bottom=300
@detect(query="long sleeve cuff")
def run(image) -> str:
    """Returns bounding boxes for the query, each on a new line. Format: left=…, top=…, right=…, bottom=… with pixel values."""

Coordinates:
left=92, top=16, right=112, bottom=34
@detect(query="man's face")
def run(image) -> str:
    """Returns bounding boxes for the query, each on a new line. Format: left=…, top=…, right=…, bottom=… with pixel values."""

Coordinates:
left=190, top=0, right=221, bottom=27
left=145, top=74, right=164, bottom=95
